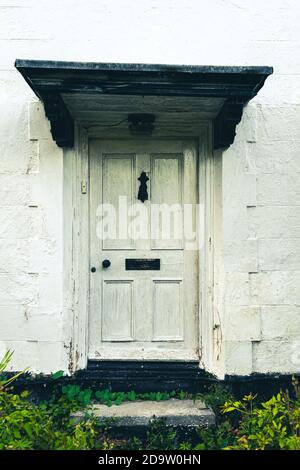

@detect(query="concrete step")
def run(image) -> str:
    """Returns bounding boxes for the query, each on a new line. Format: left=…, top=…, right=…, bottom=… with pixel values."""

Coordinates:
left=73, top=399, right=215, bottom=428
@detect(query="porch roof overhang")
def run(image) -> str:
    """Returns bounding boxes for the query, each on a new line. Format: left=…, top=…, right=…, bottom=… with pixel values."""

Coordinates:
left=15, top=60, right=273, bottom=149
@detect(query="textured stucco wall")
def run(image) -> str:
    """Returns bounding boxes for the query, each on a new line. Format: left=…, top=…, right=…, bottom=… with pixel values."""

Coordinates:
left=0, top=0, right=299, bottom=376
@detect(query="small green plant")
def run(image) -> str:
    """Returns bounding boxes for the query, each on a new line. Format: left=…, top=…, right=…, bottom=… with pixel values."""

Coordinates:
left=194, top=420, right=237, bottom=450
left=196, top=384, right=234, bottom=420
left=61, top=385, right=93, bottom=407
left=0, top=350, right=28, bottom=389
left=93, top=389, right=183, bottom=406
left=145, top=419, right=178, bottom=450
left=221, top=390, right=300, bottom=450
left=51, top=370, right=64, bottom=380
left=94, top=390, right=127, bottom=407
left=117, top=419, right=179, bottom=450
left=0, top=352, right=101, bottom=450
left=0, top=385, right=100, bottom=450
left=127, top=390, right=136, bottom=401
left=178, top=390, right=187, bottom=400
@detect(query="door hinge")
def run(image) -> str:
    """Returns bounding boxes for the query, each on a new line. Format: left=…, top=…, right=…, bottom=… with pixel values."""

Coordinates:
left=81, top=180, right=87, bottom=194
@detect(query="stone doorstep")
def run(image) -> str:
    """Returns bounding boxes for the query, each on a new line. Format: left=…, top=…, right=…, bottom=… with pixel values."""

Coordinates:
left=73, top=399, right=215, bottom=428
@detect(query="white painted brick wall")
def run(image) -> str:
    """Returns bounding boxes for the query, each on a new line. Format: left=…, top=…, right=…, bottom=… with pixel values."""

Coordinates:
left=225, top=306, right=261, bottom=342
left=253, top=340, right=300, bottom=374
left=225, top=341, right=253, bottom=376
left=259, top=239, right=300, bottom=271
left=261, top=306, right=300, bottom=340
left=248, top=206, right=300, bottom=239
left=0, top=0, right=299, bottom=376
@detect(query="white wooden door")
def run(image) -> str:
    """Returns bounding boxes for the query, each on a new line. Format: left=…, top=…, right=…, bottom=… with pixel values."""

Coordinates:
left=89, top=139, right=199, bottom=360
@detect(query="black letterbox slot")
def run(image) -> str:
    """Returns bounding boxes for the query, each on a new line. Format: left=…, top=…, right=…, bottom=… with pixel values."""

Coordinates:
left=125, top=259, right=160, bottom=270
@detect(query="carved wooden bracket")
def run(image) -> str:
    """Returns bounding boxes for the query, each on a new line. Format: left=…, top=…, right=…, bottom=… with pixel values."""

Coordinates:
left=214, top=98, right=245, bottom=149
left=42, top=93, right=74, bottom=147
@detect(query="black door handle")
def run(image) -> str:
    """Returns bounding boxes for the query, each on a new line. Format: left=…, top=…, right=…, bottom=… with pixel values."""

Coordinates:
left=102, top=259, right=111, bottom=268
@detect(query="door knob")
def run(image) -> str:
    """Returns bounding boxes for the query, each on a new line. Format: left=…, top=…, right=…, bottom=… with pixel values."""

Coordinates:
left=102, top=259, right=111, bottom=268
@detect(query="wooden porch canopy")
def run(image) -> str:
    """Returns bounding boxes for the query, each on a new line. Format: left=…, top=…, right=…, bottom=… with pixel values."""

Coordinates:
left=15, top=60, right=272, bottom=149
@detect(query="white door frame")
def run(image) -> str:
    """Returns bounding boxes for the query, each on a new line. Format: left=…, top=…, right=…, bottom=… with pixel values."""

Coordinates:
left=67, top=121, right=215, bottom=372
